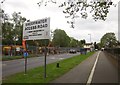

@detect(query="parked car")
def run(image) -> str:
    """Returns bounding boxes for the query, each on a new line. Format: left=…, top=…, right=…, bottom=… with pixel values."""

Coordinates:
left=69, top=49, right=77, bottom=53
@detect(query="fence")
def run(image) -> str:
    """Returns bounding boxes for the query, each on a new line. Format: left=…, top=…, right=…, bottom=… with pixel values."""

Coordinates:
left=104, top=48, right=120, bottom=61
left=2, top=45, right=92, bottom=56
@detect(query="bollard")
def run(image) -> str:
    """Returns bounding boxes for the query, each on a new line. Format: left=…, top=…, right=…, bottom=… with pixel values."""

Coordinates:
left=56, top=63, right=59, bottom=68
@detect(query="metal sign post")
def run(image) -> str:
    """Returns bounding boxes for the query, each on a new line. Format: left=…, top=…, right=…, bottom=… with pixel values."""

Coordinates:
left=44, top=42, right=47, bottom=78
left=24, top=51, right=28, bottom=74
left=44, top=40, right=49, bottom=78
left=25, top=54, right=27, bottom=74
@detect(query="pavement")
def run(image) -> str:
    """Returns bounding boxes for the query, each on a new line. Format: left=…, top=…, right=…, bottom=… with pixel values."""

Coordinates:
left=51, top=51, right=119, bottom=84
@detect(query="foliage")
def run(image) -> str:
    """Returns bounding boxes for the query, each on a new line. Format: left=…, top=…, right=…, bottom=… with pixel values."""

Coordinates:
left=59, top=0, right=114, bottom=20
left=37, top=0, right=115, bottom=28
left=96, top=42, right=101, bottom=49
left=2, top=22, right=14, bottom=45
left=80, top=39, right=86, bottom=45
left=69, top=37, right=78, bottom=47
left=52, top=29, right=70, bottom=47
left=94, top=42, right=99, bottom=49
left=27, top=39, right=50, bottom=47
left=52, top=29, right=86, bottom=47
left=100, top=32, right=118, bottom=48
left=2, top=11, right=26, bottom=45
left=69, top=39, right=86, bottom=47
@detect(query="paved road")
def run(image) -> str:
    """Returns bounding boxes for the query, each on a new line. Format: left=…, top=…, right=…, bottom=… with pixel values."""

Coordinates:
left=91, top=51, right=118, bottom=83
left=2, top=53, right=79, bottom=78
left=52, top=51, right=119, bottom=83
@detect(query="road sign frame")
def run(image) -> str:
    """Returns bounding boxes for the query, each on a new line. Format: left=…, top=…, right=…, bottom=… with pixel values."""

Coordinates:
left=23, top=17, right=50, bottom=40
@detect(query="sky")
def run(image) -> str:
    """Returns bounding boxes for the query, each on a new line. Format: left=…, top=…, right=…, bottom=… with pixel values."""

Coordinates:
left=1, top=0, right=119, bottom=43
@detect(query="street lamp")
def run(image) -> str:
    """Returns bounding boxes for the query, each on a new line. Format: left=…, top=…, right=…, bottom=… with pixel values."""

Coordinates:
left=88, top=34, right=91, bottom=43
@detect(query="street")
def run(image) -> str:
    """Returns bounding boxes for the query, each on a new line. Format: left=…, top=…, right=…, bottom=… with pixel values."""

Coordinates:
left=52, top=51, right=119, bottom=83
left=2, top=53, right=79, bottom=78
left=91, top=51, right=118, bottom=83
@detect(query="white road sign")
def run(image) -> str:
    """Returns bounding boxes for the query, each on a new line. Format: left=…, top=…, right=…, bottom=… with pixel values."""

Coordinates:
left=23, top=17, right=50, bottom=40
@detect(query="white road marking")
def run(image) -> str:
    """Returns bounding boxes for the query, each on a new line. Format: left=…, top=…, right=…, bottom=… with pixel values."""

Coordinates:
left=86, top=51, right=101, bottom=85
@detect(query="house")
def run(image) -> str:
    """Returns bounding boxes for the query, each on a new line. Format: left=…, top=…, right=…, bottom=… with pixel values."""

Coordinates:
left=84, top=43, right=94, bottom=51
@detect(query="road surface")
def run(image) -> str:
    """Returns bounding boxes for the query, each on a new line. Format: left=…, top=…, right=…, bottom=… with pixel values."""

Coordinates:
left=52, top=51, right=119, bottom=83
left=91, top=51, right=118, bottom=83
left=2, top=53, right=79, bottom=78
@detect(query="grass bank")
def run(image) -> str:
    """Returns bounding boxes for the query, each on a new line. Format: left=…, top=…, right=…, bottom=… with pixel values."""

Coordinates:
left=3, top=52, right=95, bottom=83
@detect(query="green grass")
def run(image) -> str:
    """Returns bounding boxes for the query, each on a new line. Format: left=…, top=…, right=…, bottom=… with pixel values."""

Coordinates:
left=3, top=52, right=94, bottom=83
left=2, top=54, right=40, bottom=61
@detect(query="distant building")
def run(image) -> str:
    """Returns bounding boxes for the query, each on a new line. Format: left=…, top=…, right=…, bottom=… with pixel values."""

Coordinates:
left=84, top=43, right=94, bottom=51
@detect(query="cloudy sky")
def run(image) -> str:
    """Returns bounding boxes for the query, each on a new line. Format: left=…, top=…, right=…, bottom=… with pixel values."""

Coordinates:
left=1, top=0, right=119, bottom=43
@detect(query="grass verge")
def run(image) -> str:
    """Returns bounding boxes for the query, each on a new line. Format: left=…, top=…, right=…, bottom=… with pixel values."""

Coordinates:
left=3, top=52, right=95, bottom=83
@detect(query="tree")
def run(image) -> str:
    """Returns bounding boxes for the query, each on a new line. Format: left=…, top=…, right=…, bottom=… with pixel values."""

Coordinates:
left=52, top=29, right=70, bottom=47
left=80, top=39, right=86, bottom=45
left=11, top=12, right=26, bottom=45
left=2, top=22, right=14, bottom=45
left=96, top=42, right=101, bottom=50
left=37, top=0, right=115, bottom=28
left=79, top=39, right=86, bottom=47
left=94, top=42, right=99, bottom=49
left=27, top=39, right=50, bottom=46
left=100, top=32, right=118, bottom=48
left=78, top=40, right=82, bottom=47
left=2, top=11, right=26, bottom=45
left=69, top=37, right=78, bottom=47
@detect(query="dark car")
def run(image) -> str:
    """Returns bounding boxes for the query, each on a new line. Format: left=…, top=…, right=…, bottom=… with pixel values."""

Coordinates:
left=69, top=49, right=77, bottom=53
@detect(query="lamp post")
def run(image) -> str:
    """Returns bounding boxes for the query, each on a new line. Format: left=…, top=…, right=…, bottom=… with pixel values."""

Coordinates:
left=88, top=34, right=91, bottom=43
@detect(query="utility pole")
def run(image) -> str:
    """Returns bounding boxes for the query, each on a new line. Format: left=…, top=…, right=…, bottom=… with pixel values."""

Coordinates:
left=0, top=0, right=5, bottom=84
left=0, top=0, right=5, bottom=27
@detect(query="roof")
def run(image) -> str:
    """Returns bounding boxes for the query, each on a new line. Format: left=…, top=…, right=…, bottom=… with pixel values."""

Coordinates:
left=85, top=43, right=93, bottom=45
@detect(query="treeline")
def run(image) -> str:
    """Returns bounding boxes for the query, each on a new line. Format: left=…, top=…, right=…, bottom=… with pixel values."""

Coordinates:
left=52, top=29, right=86, bottom=47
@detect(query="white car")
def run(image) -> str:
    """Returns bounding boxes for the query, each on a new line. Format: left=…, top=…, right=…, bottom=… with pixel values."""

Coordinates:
left=101, top=48, right=104, bottom=51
